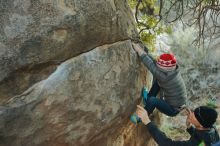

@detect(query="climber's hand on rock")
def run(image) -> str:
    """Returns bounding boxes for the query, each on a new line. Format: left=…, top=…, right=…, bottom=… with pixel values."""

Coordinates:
left=132, top=43, right=146, bottom=56
left=136, top=105, right=151, bottom=125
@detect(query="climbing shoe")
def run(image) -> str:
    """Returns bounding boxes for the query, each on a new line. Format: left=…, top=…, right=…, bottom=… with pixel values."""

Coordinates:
left=130, top=113, right=141, bottom=124
left=142, top=87, right=148, bottom=106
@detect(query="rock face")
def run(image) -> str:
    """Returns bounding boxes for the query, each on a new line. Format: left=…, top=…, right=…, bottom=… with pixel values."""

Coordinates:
left=0, top=0, right=138, bottom=103
left=0, top=0, right=155, bottom=146
left=0, top=41, right=152, bottom=146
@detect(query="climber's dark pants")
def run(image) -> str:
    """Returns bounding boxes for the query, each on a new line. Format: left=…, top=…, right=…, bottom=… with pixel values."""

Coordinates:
left=144, top=81, right=179, bottom=117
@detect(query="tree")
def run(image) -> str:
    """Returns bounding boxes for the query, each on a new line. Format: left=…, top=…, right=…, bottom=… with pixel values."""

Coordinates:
left=129, top=0, right=220, bottom=47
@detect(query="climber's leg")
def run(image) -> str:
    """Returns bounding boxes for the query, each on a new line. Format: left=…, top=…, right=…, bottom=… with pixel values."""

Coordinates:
left=144, top=97, right=179, bottom=117
left=148, top=81, right=160, bottom=97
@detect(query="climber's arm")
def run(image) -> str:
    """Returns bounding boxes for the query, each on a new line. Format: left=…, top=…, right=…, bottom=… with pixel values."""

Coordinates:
left=137, top=105, right=195, bottom=146
left=140, top=54, right=167, bottom=80
left=132, top=43, right=167, bottom=80
left=146, top=122, right=195, bottom=146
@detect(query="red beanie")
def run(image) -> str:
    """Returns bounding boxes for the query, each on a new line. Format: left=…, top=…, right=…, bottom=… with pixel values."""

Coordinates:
left=156, top=53, right=177, bottom=71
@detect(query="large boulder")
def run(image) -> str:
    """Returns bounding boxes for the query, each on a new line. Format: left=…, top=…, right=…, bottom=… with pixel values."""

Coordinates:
left=0, top=41, right=153, bottom=146
left=0, top=0, right=138, bottom=103
left=0, top=0, right=158, bottom=146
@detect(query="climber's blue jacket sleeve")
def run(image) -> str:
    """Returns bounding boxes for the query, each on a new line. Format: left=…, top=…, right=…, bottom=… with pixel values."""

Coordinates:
left=146, top=122, right=199, bottom=146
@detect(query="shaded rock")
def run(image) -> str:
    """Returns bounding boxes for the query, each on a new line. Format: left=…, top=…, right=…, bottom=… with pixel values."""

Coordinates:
left=0, top=40, right=153, bottom=146
left=0, top=0, right=138, bottom=102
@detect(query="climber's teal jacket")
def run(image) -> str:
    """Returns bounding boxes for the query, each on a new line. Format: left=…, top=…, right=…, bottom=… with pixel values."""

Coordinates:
left=140, top=54, right=187, bottom=107
left=146, top=122, right=220, bottom=146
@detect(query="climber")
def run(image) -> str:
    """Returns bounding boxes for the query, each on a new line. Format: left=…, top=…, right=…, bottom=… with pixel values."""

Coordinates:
left=136, top=105, right=220, bottom=146
left=130, top=42, right=187, bottom=123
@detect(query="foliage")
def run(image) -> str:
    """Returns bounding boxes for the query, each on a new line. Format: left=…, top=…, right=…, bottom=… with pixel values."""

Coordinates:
left=128, top=0, right=220, bottom=47
left=206, top=97, right=218, bottom=109
left=128, top=0, right=137, bottom=8
left=128, top=0, right=173, bottom=51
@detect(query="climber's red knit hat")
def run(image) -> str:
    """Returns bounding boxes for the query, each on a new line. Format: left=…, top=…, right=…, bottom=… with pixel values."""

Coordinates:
left=156, top=53, right=177, bottom=71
